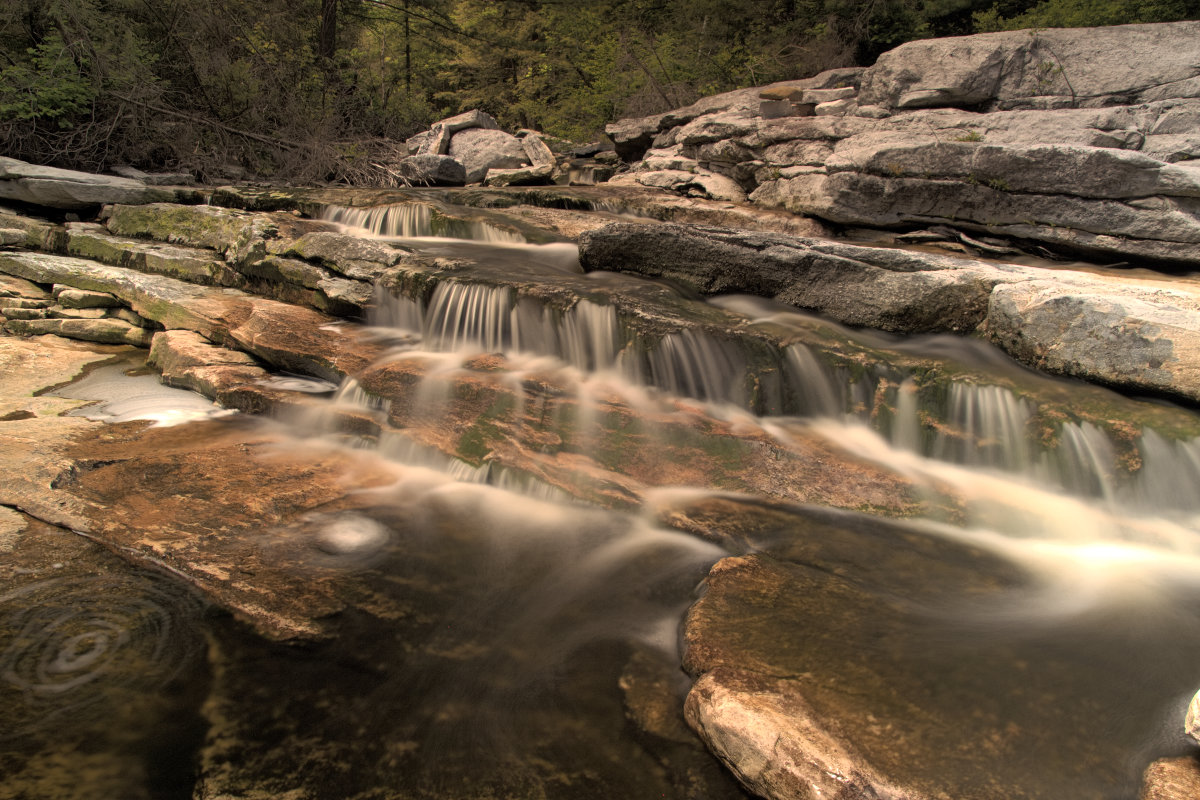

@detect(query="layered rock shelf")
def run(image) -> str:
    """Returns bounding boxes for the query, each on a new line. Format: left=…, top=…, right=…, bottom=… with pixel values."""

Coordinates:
left=608, top=20, right=1200, bottom=268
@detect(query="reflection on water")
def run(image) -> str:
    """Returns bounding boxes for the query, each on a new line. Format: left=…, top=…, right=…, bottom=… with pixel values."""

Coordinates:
left=0, top=572, right=206, bottom=740
left=51, top=353, right=231, bottom=427
left=201, top=477, right=744, bottom=798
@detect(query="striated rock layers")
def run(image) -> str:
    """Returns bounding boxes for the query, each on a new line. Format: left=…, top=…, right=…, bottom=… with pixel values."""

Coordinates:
left=607, top=21, right=1200, bottom=267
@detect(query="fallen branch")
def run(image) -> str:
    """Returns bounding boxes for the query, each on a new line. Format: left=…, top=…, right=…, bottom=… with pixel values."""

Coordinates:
left=105, top=92, right=307, bottom=151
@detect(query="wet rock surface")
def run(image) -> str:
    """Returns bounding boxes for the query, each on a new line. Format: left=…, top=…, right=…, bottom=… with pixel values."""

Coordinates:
left=677, top=497, right=1200, bottom=800
left=579, top=221, right=1200, bottom=404
left=3, top=110, right=1200, bottom=798
left=1140, top=757, right=1200, bottom=800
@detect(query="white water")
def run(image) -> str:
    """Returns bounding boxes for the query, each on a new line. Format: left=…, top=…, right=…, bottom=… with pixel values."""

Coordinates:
left=322, top=202, right=526, bottom=243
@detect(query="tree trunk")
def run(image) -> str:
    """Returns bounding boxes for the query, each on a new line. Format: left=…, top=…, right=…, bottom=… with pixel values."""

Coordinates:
left=319, top=0, right=338, bottom=62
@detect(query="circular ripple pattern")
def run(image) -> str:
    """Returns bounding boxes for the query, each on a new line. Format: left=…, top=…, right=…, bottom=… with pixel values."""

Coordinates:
left=0, top=572, right=205, bottom=739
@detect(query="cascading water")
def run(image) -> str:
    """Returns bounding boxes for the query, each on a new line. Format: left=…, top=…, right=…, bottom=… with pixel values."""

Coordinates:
left=364, top=272, right=1200, bottom=518
left=321, top=202, right=527, bottom=243
left=23, top=198, right=1199, bottom=799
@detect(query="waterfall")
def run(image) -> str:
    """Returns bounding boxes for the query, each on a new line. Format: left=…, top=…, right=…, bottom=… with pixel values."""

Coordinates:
left=640, top=329, right=748, bottom=406
left=321, top=203, right=526, bottom=243
left=323, top=202, right=433, bottom=237
left=930, top=383, right=1036, bottom=472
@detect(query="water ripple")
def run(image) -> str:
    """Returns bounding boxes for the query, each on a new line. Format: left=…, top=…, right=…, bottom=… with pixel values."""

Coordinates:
left=0, top=572, right=205, bottom=738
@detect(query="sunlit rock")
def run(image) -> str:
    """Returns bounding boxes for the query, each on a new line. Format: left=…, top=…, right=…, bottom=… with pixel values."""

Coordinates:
left=1139, top=757, right=1200, bottom=800
left=858, top=21, right=1200, bottom=111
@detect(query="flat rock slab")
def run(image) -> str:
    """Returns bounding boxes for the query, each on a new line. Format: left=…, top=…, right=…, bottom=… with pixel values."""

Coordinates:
left=0, top=157, right=181, bottom=210
left=679, top=498, right=1200, bottom=800
left=0, top=252, right=386, bottom=381
left=987, top=274, right=1200, bottom=403
left=858, top=21, right=1200, bottom=111
left=578, top=222, right=1200, bottom=403
left=578, top=221, right=1020, bottom=334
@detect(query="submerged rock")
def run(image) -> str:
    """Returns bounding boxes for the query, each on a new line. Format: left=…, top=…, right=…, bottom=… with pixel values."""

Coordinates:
left=678, top=498, right=1200, bottom=800
left=1140, top=757, right=1200, bottom=800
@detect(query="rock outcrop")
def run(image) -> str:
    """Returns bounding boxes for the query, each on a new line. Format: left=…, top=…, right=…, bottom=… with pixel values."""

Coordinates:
left=0, top=157, right=193, bottom=209
left=579, top=222, right=1200, bottom=404
left=607, top=21, right=1200, bottom=267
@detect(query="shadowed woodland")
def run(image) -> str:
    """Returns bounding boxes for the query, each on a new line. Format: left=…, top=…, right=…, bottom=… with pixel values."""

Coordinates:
left=1, top=0, right=1194, bottom=181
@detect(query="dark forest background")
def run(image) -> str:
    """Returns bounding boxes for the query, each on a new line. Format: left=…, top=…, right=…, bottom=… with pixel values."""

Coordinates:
left=2, top=0, right=1194, bottom=182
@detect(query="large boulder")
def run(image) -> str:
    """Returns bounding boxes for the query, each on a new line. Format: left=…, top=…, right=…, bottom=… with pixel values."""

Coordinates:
left=858, top=21, right=1200, bottom=111
left=447, top=128, right=529, bottom=183
left=406, top=109, right=501, bottom=155
left=607, top=22, right=1200, bottom=266
left=397, top=154, right=467, bottom=186
left=0, top=157, right=176, bottom=210
left=986, top=273, right=1200, bottom=404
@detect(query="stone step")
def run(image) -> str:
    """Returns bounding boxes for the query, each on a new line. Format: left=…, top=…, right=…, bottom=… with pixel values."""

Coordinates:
left=0, top=251, right=385, bottom=382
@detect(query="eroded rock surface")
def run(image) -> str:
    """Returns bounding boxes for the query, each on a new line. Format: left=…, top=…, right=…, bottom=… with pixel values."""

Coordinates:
left=608, top=21, right=1200, bottom=267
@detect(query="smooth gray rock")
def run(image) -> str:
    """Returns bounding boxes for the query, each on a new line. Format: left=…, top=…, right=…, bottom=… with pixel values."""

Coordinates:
left=110, top=165, right=194, bottom=185
left=858, top=21, right=1200, bottom=111
left=483, top=165, right=554, bottom=187
left=448, top=129, right=529, bottom=183
left=605, top=23, right=1200, bottom=266
left=578, top=222, right=1011, bottom=333
left=986, top=274, right=1200, bottom=404
left=436, top=109, right=501, bottom=134
left=0, top=157, right=175, bottom=209
left=823, top=137, right=1200, bottom=200
left=749, top=171, right=1200, bottom=265
left=521, top=133, right=557, bottom=170
left=407, top=109, right=501, bottom=156
left=398, top=154, right=467, bottom=186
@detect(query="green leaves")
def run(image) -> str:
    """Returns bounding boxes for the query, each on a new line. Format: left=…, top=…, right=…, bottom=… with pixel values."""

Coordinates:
left=0, top=31, right=94, bottom=125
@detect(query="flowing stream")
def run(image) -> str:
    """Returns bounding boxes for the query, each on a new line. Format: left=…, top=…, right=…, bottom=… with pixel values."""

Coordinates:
left=5, top=199, right=1200, bottom=798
